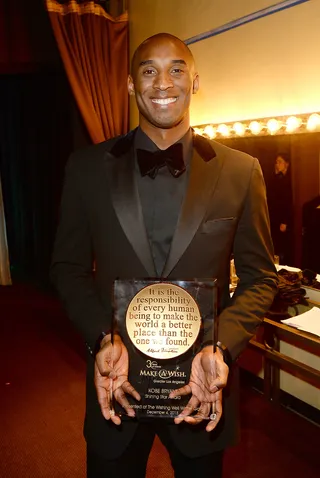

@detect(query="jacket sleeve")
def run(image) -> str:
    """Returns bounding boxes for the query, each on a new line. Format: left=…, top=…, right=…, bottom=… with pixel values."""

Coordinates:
left=50, top=154, right=111, bottom=353
left=218, top=158, right=278, bottom=360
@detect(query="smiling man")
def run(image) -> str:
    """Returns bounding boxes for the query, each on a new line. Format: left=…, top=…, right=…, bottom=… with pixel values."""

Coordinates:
left=51, top=33, right=278, bottom=478
left=128, top=34, right=198, bottom=138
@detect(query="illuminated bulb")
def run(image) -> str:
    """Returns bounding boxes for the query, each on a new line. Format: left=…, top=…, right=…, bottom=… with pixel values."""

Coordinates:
left=286, top=116, right=301, bottom=132
left=249, top=121, right=262, bottom=135
left=267, top=118, right=281, bottom=134
left=203, top=125, right=216, bottom=138
left=233, top=122, right=245, bottom=136
left=217, top=124, right=230, bottom=136
left=193, top=127, right=204, bottom=136
left=307, top=113, right=320, bottom=131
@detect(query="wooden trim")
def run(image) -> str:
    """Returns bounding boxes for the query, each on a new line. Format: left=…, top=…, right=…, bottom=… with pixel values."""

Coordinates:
left=249, top=340, right=320, bottom=385
left=264, top=318, right=320, bottom=351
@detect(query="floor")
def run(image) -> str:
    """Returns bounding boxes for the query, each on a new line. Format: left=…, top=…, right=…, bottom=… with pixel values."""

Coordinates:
left=0, top=283, right=319, bottom=477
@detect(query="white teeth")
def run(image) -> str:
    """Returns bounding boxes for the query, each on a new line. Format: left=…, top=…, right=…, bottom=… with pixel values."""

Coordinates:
left=151, top=98, right=177, bottom=105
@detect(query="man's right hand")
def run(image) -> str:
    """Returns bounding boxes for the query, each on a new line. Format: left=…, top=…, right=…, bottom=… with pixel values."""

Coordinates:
left=94, top=334, right=140, bottom=425
left=169, top=345, right=228, bottom=432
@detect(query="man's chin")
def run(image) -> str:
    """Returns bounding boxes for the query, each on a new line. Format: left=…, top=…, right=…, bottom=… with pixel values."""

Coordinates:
left=139, top=111, right=188, bottom=130
left=151, top=116, right=185, bottom=130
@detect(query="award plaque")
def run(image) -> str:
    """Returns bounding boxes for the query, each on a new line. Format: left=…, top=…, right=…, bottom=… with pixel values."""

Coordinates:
left=112, top=279, right=217, bottom=420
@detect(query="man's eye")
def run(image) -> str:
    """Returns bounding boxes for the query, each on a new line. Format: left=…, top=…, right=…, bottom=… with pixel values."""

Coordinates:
left=171, top=68, right=183, bottom=74
left=144, top=69, right=156, bottom=75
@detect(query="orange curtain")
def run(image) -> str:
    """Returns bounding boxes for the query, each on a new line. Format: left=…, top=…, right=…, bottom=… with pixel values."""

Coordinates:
left=45, top=0, right=129, bottom=143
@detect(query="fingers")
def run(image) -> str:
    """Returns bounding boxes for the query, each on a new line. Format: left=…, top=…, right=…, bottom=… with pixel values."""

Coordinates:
left=172, top=388, right=223, bottom=427
left=173, top=395, right=199, bottom=424
left=94, top=336, right=138, bottom=424
left=183, top=402, right=211, bottom=425
left=170, top=383, right=202, bottom=424
left=122, top=380, right=141, bottom=402
left=110, top=412, right=122, bottom=426
left=95, top=378, right=139, bottom=423
left=209, top=378, right=225, bottom=394
left=103, top=398, right=121, bottom=426
left=206, top=391, right=223, bottom=432
left=95, top=372, right=115, bottom=421
left=94, top=360, right=122, bottom=424
left=95, top=341, right=117, bottom=379
left=203, top=348, right=229, bottom=393
left=95, top=334, right=126, bottom=380
left=169, top=384, right=191, bottom=399
left=113, top=384, right=136, bottom=418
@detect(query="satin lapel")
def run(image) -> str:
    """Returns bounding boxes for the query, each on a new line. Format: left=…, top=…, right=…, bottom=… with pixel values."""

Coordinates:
left=105, top=138, right=156, bottom=277
left=162, top=143, right=223, bottom=277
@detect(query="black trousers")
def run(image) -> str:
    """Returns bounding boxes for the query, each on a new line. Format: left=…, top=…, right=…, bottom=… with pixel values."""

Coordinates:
left=87, top=422, right=224, bottom=478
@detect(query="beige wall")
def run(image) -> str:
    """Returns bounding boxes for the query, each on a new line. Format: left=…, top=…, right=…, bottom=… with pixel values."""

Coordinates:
left=128, top=0, right=320, bottom=127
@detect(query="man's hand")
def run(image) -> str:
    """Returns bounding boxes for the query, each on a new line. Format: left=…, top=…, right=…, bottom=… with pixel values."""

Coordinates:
left=169, top=346, right=229, bottom=432
left=94, top=334, right=140, bottom=425
left=280, top=223, right=287, bottom=232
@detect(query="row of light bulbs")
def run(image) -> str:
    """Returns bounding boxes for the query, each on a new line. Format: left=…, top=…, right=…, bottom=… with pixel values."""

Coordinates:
left=193, top=113, right=320, bottom=138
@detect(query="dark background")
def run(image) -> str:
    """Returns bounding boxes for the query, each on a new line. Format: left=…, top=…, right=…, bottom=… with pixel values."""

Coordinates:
left=219, top=133, right=320, bottom=271
left=0, top=0, right=91, bottom=286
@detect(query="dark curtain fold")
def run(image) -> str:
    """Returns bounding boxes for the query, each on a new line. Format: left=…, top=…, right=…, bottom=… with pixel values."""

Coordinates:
left=0, top=174, right=11, bottom=285
left=0, top=72, right=77, bottom=283
left=45, top=0, right=129, bottom=143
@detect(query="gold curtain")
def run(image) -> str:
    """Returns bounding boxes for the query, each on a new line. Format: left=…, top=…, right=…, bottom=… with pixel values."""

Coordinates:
left=45, top=0, right=129, bottom=143
left=0, top=176, right=11, bottom=286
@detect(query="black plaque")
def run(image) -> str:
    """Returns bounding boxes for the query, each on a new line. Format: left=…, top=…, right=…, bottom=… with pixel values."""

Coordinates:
left=112, top=279, right=217, bottom=420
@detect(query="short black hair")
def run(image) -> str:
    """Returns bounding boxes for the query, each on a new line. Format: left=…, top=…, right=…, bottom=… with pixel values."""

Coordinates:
left=276, top=152, right=290, bottom=164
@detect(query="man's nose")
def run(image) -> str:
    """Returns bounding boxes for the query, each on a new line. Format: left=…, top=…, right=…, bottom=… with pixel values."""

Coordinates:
left=153, top=72, right=173, bottom=90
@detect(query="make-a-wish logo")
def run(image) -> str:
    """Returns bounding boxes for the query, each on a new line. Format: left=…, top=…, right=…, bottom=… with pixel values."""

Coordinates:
left=146, top=360, right=161, bottom=370
left=140, top=364, right=186, bottom=378
left=158, top=369, right=186, bottom=379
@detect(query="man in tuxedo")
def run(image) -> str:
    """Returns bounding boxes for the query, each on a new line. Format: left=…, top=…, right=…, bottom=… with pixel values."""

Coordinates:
left=51, top=33, right=278, bottom=477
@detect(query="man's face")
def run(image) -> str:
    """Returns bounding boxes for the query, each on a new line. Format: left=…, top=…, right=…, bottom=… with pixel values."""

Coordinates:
left=128, top=37, right=199, bottom=130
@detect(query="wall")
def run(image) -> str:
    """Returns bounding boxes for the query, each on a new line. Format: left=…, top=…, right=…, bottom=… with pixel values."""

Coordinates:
left=128, top=0, right=320, bottom=127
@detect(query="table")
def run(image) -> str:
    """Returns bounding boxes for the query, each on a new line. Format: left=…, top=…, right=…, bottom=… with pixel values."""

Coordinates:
left=249, top=313, right=320, bottom=403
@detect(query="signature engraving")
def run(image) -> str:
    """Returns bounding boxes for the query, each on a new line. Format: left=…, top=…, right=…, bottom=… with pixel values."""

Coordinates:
left=146, top=347, right=179, bottom=354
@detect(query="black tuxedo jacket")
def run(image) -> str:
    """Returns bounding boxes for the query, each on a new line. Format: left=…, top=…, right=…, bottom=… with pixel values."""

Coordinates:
left=51, top=130, right=277, bottom=459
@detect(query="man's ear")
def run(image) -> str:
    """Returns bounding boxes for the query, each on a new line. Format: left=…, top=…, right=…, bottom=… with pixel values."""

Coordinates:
left=127, top=75, right=135, bottom=96
left=192, top=73, right=199, bottom=94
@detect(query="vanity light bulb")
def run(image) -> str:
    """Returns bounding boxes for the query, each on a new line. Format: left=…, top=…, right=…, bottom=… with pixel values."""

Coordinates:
left=203, top=125, right=216, bottom=138
left=267, top=119, right=281, bottom=134
left=286, top=116, right=301, bottom=132
left=233, top=122, right=245, bottom=136
left=249, top=121, right=262, bottom=135
left=307, top=113, right=320, bottom=131
left=217, top=124, right=230, bottom=136
left=193, top=127, right=204, bottom=136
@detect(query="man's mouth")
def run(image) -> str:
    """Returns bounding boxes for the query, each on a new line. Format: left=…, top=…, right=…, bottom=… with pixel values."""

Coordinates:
left=151, top=97, right=177, bottom=105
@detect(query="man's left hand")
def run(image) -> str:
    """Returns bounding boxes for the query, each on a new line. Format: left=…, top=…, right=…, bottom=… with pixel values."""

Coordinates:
left=169, top=346, right=229, bottom=432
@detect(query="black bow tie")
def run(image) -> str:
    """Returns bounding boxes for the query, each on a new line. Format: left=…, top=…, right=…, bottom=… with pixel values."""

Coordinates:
left=136, top=143, right=185, bottom=179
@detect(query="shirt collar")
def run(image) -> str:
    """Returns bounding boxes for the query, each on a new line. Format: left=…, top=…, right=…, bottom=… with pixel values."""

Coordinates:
left=134, top=127, right=193, bottom=167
